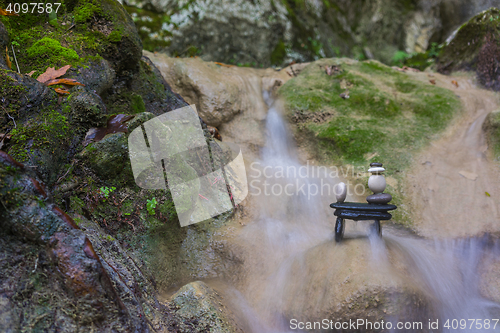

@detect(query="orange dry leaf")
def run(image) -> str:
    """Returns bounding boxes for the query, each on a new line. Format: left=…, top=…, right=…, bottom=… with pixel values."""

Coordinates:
left=5, top=46, right=11, bottom=69
left=429, top=79, right=436, bottom=85
left=46, top=78, right=85, bottom=86
left=451, top=80, right=459, bottom=88
left=0, top=8, right=19, bottom=16
left=26, top=70, right=36, bottom=77
left=37, top=65, right=71, bottom=84
left=214, top=62, right=234, bottom=68
left=55, top=88, right=70, bottom=95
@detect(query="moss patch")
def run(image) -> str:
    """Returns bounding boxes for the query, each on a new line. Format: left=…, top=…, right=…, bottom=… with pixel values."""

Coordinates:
left=27, top=37, right=80, bottom=66
left=484, top=110, right=500, bottom=161
left=280, top=58, right=461, bottom=170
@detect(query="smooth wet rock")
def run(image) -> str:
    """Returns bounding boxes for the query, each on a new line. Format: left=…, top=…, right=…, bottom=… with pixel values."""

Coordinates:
left=68, top=86, right=108, bottom=128
left=370, top=162, right=383, bottom=167
left=368, top=166, right=385, bottom=173
left=368, top=174, right=387, bottom=194
left=143, top=52, right=254, bottom=126
left=366, top=193, right=393, bottom=204
left=335, top=182, right=347, bottom=203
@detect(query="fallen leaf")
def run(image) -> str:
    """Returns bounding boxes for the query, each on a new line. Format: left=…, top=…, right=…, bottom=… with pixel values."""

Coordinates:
left=458, top=170, right=478, bottom=180
left=26, top=70, right=36, bottom=77
left=214, top=62, right=234, bottom=68
left=207, top=125, right=222, bottom=141
left=46, top=78, right=85, bottom=86
left=451, top=80, right=459, bottom=87
left=55, top=88, right=70, bottom=95
left=37, top=65, right=71, bottom=84
left=0, top=8, right=19, bottom=16
left=5, top=46, right=11, bottom=69
left=429, top=79, right=436, bottom=85
left=485, top=191, right=491, bottom=197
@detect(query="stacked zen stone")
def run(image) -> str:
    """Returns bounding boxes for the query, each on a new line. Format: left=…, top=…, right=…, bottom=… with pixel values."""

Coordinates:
left=366, top=162, right=392, bottom=204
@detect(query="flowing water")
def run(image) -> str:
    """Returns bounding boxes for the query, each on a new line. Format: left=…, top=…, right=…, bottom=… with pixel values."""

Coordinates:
left=217, top=93, right=500, bottom=332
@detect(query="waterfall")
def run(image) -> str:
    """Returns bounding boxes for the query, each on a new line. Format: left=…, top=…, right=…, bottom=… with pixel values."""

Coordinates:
left=223, top=92, right=500, bottom=332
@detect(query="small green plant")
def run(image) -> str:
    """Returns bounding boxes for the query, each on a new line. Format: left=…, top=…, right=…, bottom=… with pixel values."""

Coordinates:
left=99, top=186, right=116, bottom=200
left=391, top=50, right=411, bottom=66
left=146, top=197, right=157, bottom=216
left=427, top=42, right=441, bottom=58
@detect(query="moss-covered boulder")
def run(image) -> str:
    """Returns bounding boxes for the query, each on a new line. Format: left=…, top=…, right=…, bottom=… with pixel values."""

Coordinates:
left=170, top=281, right=243, bottom=332
left=280, top=59, right=461, bottom=169
left=437, top=8, right=500, bottom=90
left=483, top=109, right=500, bottom=160
left=80, top=132, right=133, bottom=185
left=68, top=86, right=108, bottom=128
left=0, top=0, right=141, bottom=75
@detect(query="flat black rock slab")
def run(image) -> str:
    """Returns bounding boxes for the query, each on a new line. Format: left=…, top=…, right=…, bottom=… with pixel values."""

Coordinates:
left=330, top=202, right=397, bottom=211
left=334, top=210, right=392, bottom=221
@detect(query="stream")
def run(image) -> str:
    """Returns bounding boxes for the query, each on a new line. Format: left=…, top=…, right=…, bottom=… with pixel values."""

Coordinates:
left=212, top=93, right=500, bottom=332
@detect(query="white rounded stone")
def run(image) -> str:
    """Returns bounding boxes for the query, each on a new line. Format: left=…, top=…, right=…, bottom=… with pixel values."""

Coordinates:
left=368, top=167, right=385, bottom=173
left=368, top=175, right=386, bottom=194
left=335, top=182, right=347, bottom=203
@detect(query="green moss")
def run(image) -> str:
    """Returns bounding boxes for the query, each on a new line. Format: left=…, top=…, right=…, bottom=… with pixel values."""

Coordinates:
left=108, top=30, right=123, bottom=43
left=9, top=107, right=70, bottom=163
left=271, top=40, right=287, bottom=66
left=131, top=94, right=146, bottom=113
left=279, top=58, right=461, bottom=171
left=27, top=37, right=80, bottom=66
left=74, top=1, right=102, bottom=23
left=484, top=111, right=500, bottom=161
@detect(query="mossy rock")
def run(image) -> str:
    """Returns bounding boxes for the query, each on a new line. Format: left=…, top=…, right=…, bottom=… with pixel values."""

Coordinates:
left=0, top=0, right=141, bottom=76
left=80, top=132, right=133, bottom=185
left=483, top=110, right=500, bottom=160
left=68, top=86, right=108, bottom=128
left=279, top=58, right=461, bottom=170
left=170, top=281, right=243, bottom=333
left=437, top=8, right=500, bottom=90
left=103, top=55, right=189, bottom=116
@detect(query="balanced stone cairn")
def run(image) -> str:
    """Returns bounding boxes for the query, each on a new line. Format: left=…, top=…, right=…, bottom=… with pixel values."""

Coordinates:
left=366, top=162, right=392, bottom=204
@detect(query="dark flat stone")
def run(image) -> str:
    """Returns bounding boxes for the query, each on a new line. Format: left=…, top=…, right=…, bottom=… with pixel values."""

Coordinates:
left=366, top=193, right=392, bottom=204
left=330, top=202, right=397, bottom=211
left=334, top=210, right=392, bottom=220
left=370, top=162, right=383, bottom=167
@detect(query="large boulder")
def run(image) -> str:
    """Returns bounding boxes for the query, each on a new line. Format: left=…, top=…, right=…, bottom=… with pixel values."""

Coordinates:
left=144, top=51, right=276, bottom=126
left=437, top=7, right=500, bottom=90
